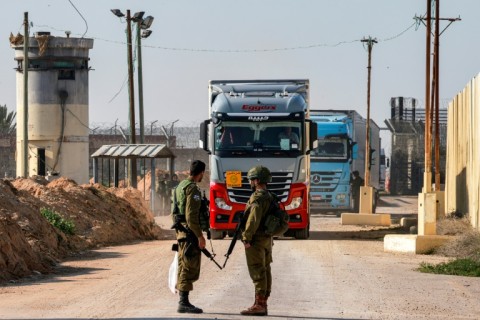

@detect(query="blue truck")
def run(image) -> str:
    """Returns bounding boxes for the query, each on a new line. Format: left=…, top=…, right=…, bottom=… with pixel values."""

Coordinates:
left=309, top=110, right=380, bottom=212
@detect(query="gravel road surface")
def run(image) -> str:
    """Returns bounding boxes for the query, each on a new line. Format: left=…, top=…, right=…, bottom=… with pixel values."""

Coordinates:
left=1, top=196, right=479, bottom=320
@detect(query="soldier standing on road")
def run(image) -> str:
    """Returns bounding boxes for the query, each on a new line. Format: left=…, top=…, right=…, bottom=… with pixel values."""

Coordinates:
left=240, top=165, right=275, bottom=316
left=173, top=160, right=207, bottom=314
left=350, top=170, right=364, bottom=212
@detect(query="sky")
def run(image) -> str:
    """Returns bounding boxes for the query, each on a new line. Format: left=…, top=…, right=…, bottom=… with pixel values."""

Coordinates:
left=1, top=0, right=479, bottom=155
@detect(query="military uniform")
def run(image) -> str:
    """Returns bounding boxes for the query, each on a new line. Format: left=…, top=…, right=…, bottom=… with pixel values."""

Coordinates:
left=240, top=165, right=275, bottom=316
left=350, top=172, right=364, bottom=212
left=242, top=189, right=274, bottom=298
left=175, top=178, right=203, bottom=292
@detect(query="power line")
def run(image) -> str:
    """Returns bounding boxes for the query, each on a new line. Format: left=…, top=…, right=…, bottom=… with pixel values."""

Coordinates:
left=33, top=21, right=416, bottom=53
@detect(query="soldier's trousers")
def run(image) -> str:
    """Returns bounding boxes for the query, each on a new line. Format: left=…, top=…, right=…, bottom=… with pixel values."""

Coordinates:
left=245, top=236, right=273, bottom=296
left=176, top=241, right=201, bottom=292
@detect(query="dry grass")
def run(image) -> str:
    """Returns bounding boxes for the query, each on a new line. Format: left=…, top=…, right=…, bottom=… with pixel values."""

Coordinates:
left=435, top=217, right=480, bottom=262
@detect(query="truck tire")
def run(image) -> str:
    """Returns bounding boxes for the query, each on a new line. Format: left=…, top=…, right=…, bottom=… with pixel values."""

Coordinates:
left=295, top=226, right=309, bottom=239
left=210, top=229, right=226, bottom=239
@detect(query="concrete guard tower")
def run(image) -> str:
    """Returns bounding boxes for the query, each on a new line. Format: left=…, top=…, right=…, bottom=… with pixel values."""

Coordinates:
left=11, top=32, right=94, bottom=184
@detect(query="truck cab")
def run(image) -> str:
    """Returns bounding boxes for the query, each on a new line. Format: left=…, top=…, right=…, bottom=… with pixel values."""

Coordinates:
left=309, top=110, right=380, bottom=212
left=200, top=80, right=317, bottom=239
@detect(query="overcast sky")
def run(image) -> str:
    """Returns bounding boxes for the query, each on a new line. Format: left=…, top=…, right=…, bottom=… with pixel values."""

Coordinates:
left=1, top=0, right=479, bottom=153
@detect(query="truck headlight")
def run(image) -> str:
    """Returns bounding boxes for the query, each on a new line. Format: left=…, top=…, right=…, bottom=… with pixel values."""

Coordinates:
left=215, top=198, right=232, bottom=210
left=336, top=193, right=346, bottom=200
left=285, top=197, right=302, bottom=210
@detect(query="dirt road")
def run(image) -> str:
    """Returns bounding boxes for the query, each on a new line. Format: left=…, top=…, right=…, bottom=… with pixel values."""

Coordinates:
left=1, top=196, right=480, bottom=320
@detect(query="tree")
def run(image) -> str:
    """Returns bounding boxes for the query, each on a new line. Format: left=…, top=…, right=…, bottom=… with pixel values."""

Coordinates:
left=0, top=105, right=16, bottom=135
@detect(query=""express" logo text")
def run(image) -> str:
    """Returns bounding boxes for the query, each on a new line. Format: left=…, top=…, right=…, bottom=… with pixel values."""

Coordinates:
left=242, top=105, right=276, bottom=112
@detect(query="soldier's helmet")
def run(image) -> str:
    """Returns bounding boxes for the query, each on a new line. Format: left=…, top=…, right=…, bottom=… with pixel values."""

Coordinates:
left=247, top=165, right=272, bottom=184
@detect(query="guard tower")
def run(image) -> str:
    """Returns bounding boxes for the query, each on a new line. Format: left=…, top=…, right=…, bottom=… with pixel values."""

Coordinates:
left=11, top=32, right=94, bottom=184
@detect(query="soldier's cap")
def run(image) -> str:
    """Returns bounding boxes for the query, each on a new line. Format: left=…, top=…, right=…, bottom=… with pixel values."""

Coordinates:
left=190, top=160, right=206, bottom=176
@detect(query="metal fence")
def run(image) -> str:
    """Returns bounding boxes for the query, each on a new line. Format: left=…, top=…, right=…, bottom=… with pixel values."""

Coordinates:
left=385, top=104, right=448, bottom=195
left=0, top=129, right=208, bottom=182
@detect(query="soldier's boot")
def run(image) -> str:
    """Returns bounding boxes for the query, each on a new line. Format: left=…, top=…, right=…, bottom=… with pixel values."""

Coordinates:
left=240, top=293, right=267, bottom=316
left=264, top=291, right=270, bottom=316
left=177, top=290, right=203, bottom=314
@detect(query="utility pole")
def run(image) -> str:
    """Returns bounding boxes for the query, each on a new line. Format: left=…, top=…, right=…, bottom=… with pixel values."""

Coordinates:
left=136, top=23, right=145, bottom=144
left=361, top=36, right=377, bottom=188
left=110, top=9, right=137, bottom=188
left=416, top=0, right=462, bottom=236
left=112, top=9, right=153, bottom=187
left=341, top=35, right=391, bottom=225
left=134, top=14, right=153, bottom=144
left=424, top=0, right=432, bottom=193
left=434, top=0, right=440, bottom=189
left=23, top=12, right=29, bottom=178
left=126, top=10, right=137, bottom=188
left=416, top=1, right=460, bottom=192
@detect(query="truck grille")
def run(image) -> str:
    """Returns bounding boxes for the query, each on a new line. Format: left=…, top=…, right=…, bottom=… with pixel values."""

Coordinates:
left=310, top=170, right=342, bottom=193
left=226, top=171, right=292, bottom=204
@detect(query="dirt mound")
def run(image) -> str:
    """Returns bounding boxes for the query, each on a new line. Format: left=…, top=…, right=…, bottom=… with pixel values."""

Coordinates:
left=0, top=177, right=167, bottom=283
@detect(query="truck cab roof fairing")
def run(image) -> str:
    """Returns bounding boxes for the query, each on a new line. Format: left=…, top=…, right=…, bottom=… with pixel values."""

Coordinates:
left=211, top=91, right=307, bottom=115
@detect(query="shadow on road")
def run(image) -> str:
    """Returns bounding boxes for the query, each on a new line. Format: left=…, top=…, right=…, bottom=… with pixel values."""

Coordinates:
left=308, top=227, right=408, bottom=241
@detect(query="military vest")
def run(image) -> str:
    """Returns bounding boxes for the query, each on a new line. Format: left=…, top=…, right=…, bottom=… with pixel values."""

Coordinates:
left=172, top=179, right=194, bottom=215
left=171, top=179, right=210, bottom=232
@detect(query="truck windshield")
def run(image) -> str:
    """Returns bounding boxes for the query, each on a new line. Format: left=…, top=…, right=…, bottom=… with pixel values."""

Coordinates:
left=214, top=121, right=303, bottom=156
left=311, top=138, right=348, bottom=160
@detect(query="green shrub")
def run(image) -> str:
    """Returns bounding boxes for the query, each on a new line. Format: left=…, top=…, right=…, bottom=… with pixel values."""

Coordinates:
left=418, top=259, right=480, bottom=277
left=40, top=207, right=75, bottom=235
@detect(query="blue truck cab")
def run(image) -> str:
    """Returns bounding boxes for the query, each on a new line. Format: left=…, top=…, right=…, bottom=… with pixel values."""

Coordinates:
left=309, top=110, right=380, bottom=212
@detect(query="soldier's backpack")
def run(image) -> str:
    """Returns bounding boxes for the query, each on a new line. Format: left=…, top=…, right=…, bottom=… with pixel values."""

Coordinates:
left=263, top=192, right=290, bottom=236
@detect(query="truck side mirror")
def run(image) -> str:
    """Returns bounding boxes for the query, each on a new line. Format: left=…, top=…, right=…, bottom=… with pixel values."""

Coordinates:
left=199, top=120, right=211, bottom=154
left=307, top=120, right=318, bottom=153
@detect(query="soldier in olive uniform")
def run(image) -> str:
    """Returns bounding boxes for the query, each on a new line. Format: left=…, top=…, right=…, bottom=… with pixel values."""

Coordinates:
left=173, top=160, right=206, bottom=314
left=240, top=165, right=275, bottom=316
left=350, top=170, right=364, bottom=212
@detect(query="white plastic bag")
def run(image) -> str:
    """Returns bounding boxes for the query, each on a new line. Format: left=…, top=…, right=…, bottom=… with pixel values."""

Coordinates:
left=168, top=252, right=178, bottom=294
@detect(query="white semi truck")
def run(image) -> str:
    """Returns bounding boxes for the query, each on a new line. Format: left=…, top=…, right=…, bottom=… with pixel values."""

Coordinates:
left=199, top=80, right=317, bottom=239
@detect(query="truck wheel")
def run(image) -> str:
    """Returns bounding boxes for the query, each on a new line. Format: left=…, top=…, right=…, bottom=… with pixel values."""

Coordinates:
left=210, top=230, right=226, bottom=239
left=295, top=226, right=309, bottom=239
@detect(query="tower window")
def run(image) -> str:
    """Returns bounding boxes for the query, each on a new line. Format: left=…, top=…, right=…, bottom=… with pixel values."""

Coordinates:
left=58, top=69, right=75, bottom=80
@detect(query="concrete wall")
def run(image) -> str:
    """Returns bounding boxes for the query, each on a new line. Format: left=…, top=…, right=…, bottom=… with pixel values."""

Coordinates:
left=445, top=72, right=480, bottom=230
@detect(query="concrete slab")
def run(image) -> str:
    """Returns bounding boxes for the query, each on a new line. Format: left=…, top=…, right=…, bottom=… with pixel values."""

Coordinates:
left=400, top=217, right=417, bottom=229
left=384, top=234, right=453, bottom=254
left=341, top=213, right=391, bottom=226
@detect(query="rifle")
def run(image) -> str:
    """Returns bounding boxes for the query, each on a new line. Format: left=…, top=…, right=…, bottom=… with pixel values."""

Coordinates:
left=171, top=219, right=223, bottom=270
left=199, top=191, right=211, bottom=236
left=222, top=211, right=248, bottom=268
